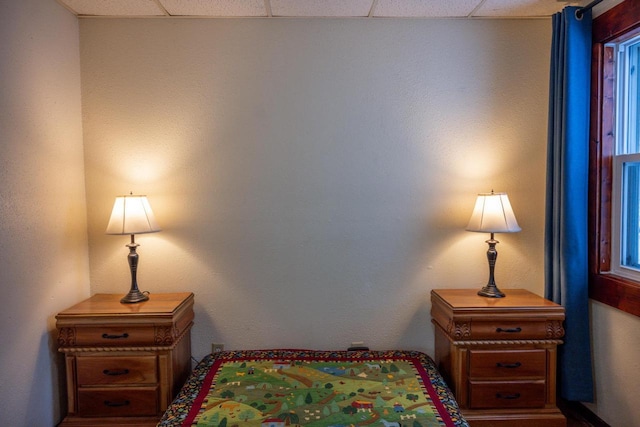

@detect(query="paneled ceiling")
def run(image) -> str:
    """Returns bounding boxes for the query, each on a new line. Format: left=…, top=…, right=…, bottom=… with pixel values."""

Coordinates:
left=57, top=0, right=589, bottom=19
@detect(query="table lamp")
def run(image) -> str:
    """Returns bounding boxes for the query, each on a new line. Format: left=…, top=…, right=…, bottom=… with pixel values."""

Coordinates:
left=466, top=190, right=521, bottom=298
left=106, top=193, right=161, bottom=303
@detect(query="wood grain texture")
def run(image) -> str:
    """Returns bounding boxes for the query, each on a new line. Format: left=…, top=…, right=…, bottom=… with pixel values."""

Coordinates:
left=589, top=0, right=640, bottom=317
left=56, top=293, right=194, bottom=426
left=431, top=289, right=566, bottom=426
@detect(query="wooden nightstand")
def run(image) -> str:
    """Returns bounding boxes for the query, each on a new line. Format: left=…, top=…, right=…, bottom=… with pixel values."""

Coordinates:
left=56, top=292, right=194, bottom=426
left=431, top=289, right=566, bottom=427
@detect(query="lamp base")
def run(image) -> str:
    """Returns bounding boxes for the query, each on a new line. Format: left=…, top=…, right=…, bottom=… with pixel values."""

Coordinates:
left=120, top=288, right=149, bottom=304
left=120, top=238, right=149, bottom=304
left=477, top=236, right=505, bottom=298
left=477, top=285, right=505, bottom=298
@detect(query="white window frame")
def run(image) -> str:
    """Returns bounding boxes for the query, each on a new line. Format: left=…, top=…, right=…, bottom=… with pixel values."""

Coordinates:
left=611, top=33, right=640, bottom=281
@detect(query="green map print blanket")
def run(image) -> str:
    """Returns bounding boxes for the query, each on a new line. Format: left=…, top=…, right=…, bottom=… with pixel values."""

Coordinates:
left=159, top=350, right=468, bottom=427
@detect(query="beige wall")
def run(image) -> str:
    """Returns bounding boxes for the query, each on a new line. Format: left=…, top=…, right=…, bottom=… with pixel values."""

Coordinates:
left=586, top=301, right=640, bottom=425
left=1, top=4, right=636, bottom=425
left=80, top=18, right=551, bottom=361
left=0, top=0, right=90, bottom=425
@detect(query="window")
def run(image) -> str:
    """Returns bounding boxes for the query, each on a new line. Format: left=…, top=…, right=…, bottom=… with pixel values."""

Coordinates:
left=589, top=0, right=640, bottom=316
left=611, top=34, right=640, bottom=281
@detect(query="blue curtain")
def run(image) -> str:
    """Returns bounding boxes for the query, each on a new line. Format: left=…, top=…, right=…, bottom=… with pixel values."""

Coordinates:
left=545, top=6, right=594, bottom=402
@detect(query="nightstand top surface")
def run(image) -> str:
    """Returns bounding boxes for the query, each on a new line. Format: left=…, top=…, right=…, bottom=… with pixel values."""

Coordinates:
left=431, top=288, right=561, bottom=310
left=57, top=292, right=194, bottom=316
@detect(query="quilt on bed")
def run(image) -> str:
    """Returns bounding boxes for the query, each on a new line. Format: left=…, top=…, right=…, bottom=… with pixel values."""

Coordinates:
left=158, top=349, right=468, bottom=427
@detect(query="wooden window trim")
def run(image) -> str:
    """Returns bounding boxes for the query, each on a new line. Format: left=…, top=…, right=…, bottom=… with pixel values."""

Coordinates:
left=589, top=0, right=640, bottom=316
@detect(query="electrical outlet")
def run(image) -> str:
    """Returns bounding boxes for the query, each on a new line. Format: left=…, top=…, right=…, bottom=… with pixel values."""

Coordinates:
left=212, top=343, right=224, bottom=353
left=348, top=341, right=368, bottom=351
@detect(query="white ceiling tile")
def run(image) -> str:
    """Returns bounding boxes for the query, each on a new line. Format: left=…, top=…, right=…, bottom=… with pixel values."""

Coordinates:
left=58, top=0, right=590, bottom=18
left=59, top=0, right=166, bottom=16
left=160, top=0, right=267, bottom=17
left=270, top=0, right=374, bottom=17
left=593, top=0, right=623, bottom=17
left=373, top=0, right=482, bottom=17
left=474, top=0, right=582, bottom=17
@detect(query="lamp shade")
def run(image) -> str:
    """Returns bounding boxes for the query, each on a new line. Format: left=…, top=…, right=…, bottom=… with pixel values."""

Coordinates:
left=466, top=192, right=521, bottom=233
left=105, top=194, right=161, bottom=235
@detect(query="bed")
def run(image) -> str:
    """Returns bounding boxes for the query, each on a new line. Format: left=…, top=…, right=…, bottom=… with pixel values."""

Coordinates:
left=158, top=349, right=469, bottom=427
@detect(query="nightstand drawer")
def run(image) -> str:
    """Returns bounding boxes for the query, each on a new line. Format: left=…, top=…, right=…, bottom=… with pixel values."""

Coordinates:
left=77, top=387, right=159, bottom=417
left=468, top=320, right=550, bottom=339
left=74, top=326, right=156, bottom=346
left=57, top=293, right=194, bottom=425
left=469, top=380, right=546, bottom=409
left=469, top=349, right=546, bottom=379
left=77, top=356, right=157, bottom=386
left=431, top=289, right=565, bottom=425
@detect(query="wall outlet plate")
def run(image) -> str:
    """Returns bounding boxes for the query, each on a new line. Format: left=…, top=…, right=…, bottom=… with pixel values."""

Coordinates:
left=348, top=341, right=368, bottom=351
left=212, top=343, right=224, bottom=353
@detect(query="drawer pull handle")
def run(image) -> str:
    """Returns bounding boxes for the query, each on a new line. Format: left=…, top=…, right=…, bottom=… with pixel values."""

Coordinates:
left=103, top=400, right=130, bottom=407
left=496, top=393, right=521, bottom=400
left=103, top=368, right=130, bottom=376
left=496, top=362, right=522, bottom=369
left=496, top=327, right=522, bottom=333
left=101, top=332, right=129, bottom=339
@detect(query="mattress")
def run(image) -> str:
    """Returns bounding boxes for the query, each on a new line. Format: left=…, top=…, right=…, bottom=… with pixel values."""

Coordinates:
left=158, top=349, right=469, bottom=426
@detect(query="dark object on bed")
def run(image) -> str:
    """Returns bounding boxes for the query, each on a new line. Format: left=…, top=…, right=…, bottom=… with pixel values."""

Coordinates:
left=159, top=349, right=468, bottom=426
